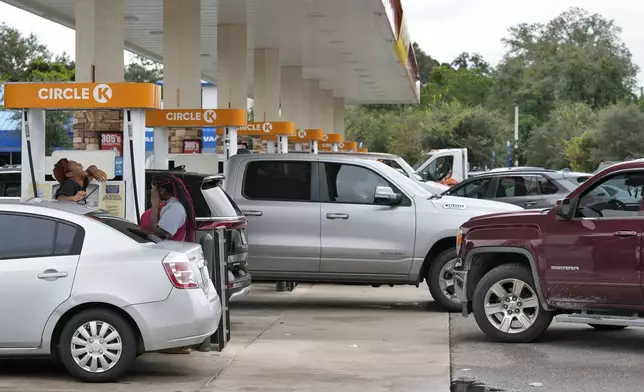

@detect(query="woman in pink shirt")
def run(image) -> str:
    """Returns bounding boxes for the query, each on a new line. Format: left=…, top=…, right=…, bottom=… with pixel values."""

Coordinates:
left=140, top=173, right=196, bottom=242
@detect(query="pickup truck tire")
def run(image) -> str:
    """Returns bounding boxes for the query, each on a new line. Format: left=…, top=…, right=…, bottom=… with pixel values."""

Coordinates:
left=472, top=263, right=553, bottom=343
left=427, top=248, right=461, bottom=312
left=588, top=324, right=627, bottom=331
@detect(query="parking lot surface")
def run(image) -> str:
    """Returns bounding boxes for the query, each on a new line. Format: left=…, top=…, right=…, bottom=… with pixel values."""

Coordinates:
left=1, top=284, right=449, bottom=392
left=451, top=313, right=644, bottom=391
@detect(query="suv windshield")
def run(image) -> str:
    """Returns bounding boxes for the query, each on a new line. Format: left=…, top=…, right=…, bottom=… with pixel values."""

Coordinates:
left=86, top=212, right=162, bottom=244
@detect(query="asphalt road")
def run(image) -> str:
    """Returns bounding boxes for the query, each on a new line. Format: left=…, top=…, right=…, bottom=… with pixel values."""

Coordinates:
left=450, top=313, right=644, bottom=392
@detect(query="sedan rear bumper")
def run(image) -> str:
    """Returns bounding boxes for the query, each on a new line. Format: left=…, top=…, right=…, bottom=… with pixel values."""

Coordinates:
left=128, top=287, right=222, bottom=352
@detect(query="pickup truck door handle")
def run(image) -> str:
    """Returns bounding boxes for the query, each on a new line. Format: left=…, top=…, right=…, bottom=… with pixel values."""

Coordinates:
left=38, top=270, right=68, bottom=280
left=242, top=210, right=263, bottom=217
left=613, top=230, right=637, bottom=238
left=326, top=213, right=349, bottom=220
left=524, top=201, right=538, bottom=207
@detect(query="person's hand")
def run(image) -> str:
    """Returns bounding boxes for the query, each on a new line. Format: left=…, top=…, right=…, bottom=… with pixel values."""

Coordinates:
left=151, top=186, right=161, bottom=207
left=89, top=166, right=108, bottom=182
left=73, top=191, right=87, bottom=201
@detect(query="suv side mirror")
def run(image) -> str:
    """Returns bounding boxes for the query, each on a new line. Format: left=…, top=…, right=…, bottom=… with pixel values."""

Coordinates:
left=554, top=198, right=573, bottom=220
left=374, top=186, right=402, bottom=205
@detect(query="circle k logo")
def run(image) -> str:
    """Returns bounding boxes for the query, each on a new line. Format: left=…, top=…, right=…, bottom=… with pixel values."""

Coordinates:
left=339, top=142, right=345, bottom=149
left=297, top=129, right=307, bottom=138
left=323, top=134, right=329, bottom=141
left=93, top=84, right=112, bottom=104
left=204, top=110, right=217, bottom=124
left=262, top=122, right=273, bottom=133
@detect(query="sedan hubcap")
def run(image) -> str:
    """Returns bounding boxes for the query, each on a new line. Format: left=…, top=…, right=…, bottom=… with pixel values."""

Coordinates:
left=439, top=259, right=458, bottom=303
left=484, top=278, right=539, bottom=334
left=71, top=321, right=122, bottom=373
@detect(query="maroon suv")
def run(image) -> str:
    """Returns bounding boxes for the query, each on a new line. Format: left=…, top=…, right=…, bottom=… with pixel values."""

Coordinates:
left=454, top=160, right=644, bottom=343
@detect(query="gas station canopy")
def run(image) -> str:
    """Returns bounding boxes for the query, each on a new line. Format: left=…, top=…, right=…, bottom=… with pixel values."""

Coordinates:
left=1, top=0, right=420, bottom=104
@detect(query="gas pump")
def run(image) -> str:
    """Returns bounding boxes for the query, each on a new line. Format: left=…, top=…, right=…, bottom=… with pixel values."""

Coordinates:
left=290, top=129, right=324, bottom=154
left=319, top=133, right=343, bottom=152
left=145, top=108, right=247, bottom=175
left=3, top=82, right=161, bottom=223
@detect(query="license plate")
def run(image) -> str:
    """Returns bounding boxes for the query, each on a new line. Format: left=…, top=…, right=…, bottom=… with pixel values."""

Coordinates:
left=240, top=230, right=247, bottom=245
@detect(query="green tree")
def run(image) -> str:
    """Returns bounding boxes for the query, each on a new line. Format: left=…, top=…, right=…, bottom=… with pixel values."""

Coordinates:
left=125, top=54, right=163, bottom=83
left=593, top=103, right=644, bottom=162
left=526, top=102, right=597, bottom=169
left=0, top=22, right=49, bottom=81
left=413, top=42, right=439, bottom=85
left=494, top=7, right=638, bottom=123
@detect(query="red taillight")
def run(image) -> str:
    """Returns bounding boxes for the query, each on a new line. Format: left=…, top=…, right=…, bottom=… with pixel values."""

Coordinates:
left=163, top=260, right=199, bottom=289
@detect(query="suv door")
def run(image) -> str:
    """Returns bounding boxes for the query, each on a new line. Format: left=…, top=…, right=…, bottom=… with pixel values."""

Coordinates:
left=318, top=162, right=415, bottom=277
left=0, top=213, right=83, bottom=348
left=493, top=175, right=541, bottom=208
left=542, top=170, right=644, bottom=306
left=235, top=160, right=321, bottom=274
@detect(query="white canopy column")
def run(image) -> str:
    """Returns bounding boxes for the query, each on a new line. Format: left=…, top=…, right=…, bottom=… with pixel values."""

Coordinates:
left=218, top=24, right=248, bottom=160
left=281, top=66, right=306, bottom=152
left=334, top=97, right=346, bottom=137
left=156, top=0, right=202, bottom=169
left=254, top=48, right=281, bottom=152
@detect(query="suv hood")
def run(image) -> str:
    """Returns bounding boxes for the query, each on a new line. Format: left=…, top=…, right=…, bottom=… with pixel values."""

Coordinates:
left=430, top=195, right=524, bottom=214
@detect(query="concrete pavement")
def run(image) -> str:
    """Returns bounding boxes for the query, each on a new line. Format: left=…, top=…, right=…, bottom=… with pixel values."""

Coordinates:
left=0, top=284, right=450, bottom=392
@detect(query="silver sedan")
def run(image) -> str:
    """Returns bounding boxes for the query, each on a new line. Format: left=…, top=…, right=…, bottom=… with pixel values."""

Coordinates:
left=0, top=199, right=221, bottom=382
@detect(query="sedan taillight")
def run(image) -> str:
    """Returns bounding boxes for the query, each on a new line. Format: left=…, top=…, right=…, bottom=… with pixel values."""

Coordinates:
left=163, top=260, right=199, bottom=289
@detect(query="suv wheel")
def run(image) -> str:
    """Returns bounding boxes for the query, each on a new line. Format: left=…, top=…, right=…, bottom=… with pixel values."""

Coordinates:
left=427, top=248, right=461, bottom=312
left=58, top=309, right=137, bottom=383
left=472, top=263, right=553, bottom=343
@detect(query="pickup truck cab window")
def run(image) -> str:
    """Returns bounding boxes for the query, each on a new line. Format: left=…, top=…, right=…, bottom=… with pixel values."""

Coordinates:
left=242, top=161, right=313, bottom=201
left=576, top=171, right=644, bottom=218
left=321, top=162, right=408, bottom=205
left=418, top=155, right=453, bottom=182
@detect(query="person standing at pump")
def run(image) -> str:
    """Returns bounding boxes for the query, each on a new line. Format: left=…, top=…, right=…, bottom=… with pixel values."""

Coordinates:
left=139, top=173, right=198, bottom=354
left=139, top=173, right=197, bottom=242
left=52, top=158, right=108, bottom=201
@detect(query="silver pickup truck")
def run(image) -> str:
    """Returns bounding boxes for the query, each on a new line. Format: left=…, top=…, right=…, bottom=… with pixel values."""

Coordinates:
left=224, top=153, right=522, bottom=310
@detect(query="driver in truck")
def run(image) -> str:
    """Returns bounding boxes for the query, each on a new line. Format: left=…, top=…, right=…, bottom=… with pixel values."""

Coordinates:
left=52, top=158, right=108, bottom=202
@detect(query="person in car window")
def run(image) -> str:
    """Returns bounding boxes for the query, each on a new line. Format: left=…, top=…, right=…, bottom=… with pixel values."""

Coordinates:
left=52, top=158, right=108, bottom=202
left=140, top=173, right=197, bottom=242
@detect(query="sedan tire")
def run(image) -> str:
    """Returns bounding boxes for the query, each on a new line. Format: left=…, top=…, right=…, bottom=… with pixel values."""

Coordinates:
left=472, top=263, right=553, bottom=343
left=427, top=248, right=461, bottom=312
left=58, top=309, right=137, bottom=383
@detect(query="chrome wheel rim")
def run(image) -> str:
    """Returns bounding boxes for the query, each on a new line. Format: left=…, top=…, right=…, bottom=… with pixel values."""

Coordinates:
left=484, top=278, right=540, bottom=334
left=438, top=258, right=458, bottom=303
left=71, top=321, right=123, bottom=373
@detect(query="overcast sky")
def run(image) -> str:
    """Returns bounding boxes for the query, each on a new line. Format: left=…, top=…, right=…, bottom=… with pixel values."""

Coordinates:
left=1, top=0, right=644, bottom=85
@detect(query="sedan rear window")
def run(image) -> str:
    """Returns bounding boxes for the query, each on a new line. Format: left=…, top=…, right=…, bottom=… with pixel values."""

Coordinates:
left=87, top=212, right=162, bottom=244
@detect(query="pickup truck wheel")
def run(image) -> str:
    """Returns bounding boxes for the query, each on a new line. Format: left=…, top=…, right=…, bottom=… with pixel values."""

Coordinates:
left=427, top=248, right=461, bottom=312
left=589, top=324, right=627, bottom=331
left=472, top=264, right=553, bottom=343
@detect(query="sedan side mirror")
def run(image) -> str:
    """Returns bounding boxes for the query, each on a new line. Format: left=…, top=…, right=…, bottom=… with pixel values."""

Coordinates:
left=374, top=186, right=402, bottom=205
left=554, top=198, right=573, bottom=220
